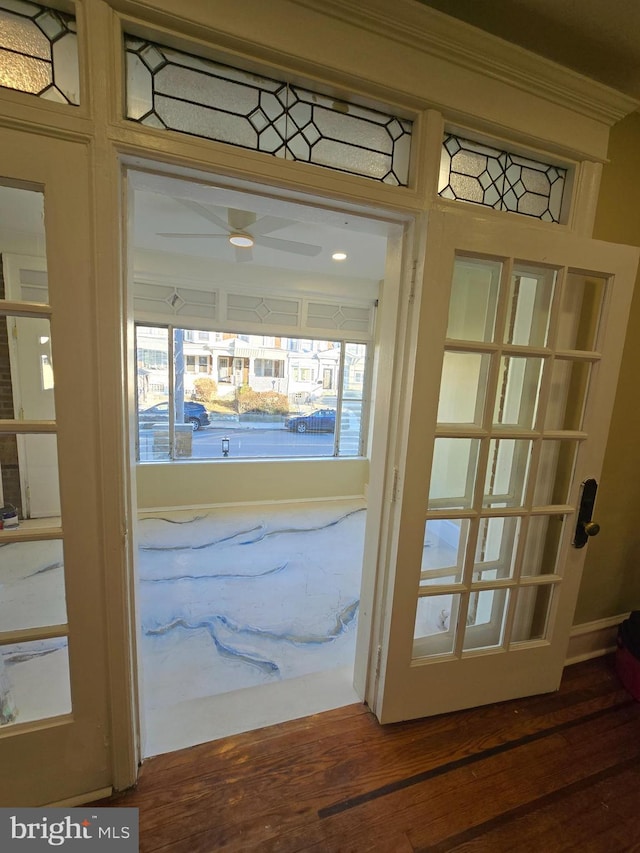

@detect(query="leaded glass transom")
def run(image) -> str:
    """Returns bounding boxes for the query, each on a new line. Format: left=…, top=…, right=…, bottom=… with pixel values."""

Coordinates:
left=125, top=36, right=412, bottom=186
left=438, top=134, right=567, bottom=223
left=0, top=0, right=78, bottom=104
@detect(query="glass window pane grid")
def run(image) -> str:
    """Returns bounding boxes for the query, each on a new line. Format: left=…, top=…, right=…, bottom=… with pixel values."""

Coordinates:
left=439, top=134, right=567, bottom=223
left=0, top=1, right=79, bottom=104
left=124, top=35, right=412, bottom=186
left=420, top=252, right=602, bottom=658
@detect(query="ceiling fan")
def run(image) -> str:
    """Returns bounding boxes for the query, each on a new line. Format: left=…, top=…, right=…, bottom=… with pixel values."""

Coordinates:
left=157, top=199, right=322, bottom=262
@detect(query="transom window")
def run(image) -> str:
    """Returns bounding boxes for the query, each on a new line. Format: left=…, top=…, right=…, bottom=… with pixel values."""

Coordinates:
left=438, top=133, right=568, bottom=223
left=124, top=35, right=412, bottom=186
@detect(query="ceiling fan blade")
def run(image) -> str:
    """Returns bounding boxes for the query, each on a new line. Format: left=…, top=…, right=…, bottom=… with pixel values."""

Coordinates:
left=228, top=208, right=257, bottom=231
left=255, top=235, right=322, bottom=256
left=156, top=232, right=228, bottom=238
left=248, top=215, right=298, bottom=237
left=176, top=199, right=232, bottom=233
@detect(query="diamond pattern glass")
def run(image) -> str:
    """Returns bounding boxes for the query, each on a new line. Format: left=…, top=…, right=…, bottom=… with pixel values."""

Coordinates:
left=125, top=36, right=412, bottom=186
left=439, top=134, right=567, bottom=223
left=0, top=1, right=78, bottom=104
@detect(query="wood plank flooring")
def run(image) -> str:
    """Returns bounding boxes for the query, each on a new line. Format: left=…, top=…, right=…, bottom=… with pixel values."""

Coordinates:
left=95, top=655, right=640, bottom=852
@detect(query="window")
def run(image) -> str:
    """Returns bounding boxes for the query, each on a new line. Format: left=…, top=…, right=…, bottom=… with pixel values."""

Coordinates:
left=0, top=0, right=79, bottom=104
left=136, top=325, right=368, bottom=461
left=124, top=35, right=412, bottom=186
left=254, top=358, right=284, bottom=378
left=439, top=133, right=567, bottom=223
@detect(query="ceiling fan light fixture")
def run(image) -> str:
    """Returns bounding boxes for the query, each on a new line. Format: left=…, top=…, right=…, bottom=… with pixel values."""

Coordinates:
left=332, top=251, right=347, bottom=261
left=229, top=232, right=254, bottom=248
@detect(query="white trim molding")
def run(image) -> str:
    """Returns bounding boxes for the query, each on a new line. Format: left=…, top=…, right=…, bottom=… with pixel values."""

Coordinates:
left=566, top=613, right=629, bottom=665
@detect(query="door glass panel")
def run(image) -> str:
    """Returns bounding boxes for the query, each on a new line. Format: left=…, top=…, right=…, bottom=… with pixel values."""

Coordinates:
left=555, top=272, right=606, bottom=351
left=532, top=441, right=578, bottom=506
left=493, top=356, right=543, bottom=428
left=0, top=183, right=72, bottom=731
left=0, top=539, right=66, bottom=630
left=437, top=351, right=489, bottom=425
left=463, top=588, right=508, bottom=651
left=474, top=516, right=520, bottom=580
left=413, top=593, right=459, bottom=657
left=11, top=317, right=55, bottom=418
left=511, top=584, right=553, bottom=642
left=504, top=266, right=556, bottom=347
left=420, top=518, right=469, bottom=585
left=484, top=439, right=531, bottom=508
left=520, top=515, right=564, bottom=577
left=428, top=437, right=479, bottom=509
left=544, top=359, right=590, bottom=430
left=447, top=257, right=502, bottom=342
left=0, top=638, right=71, bottom=727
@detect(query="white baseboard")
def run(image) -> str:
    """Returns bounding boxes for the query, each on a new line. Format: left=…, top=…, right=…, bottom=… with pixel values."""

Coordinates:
left=566, top=613, right=629, bottom=665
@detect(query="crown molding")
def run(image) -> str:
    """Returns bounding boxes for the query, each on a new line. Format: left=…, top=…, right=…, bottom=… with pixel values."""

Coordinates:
left=290, top=0, right=638, bottom=126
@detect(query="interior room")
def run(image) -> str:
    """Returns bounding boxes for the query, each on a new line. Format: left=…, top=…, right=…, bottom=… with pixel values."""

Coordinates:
left=129, top=172, right=397, bottom=754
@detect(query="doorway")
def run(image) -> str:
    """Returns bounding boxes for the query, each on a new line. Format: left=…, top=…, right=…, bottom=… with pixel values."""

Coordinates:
left=127, top=169, right=403, bottom=755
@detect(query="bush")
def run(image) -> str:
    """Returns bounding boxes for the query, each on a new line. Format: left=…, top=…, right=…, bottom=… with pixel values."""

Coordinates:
left=192, top=377, right=218, bottom=404
left=236, top=386, right=289, bottom=415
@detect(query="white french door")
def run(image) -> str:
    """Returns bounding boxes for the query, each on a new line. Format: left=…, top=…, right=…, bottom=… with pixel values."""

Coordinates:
left=0, top=128, right=111, bottom=805
left=372, top=207, right=638, bottom=723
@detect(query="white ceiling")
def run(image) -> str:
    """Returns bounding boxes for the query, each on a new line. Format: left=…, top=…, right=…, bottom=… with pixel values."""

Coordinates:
left=130, top=172, right=393, bottom=286
left=417, top=0, right=640, bottom=100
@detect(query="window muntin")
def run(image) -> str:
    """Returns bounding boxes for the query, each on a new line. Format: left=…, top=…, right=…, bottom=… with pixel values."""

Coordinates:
left=124, top=35, right=412, bottom=186
left=439, top=134, right=567, bottom=223
left=136, top=325, right=367, bottom=461
left=0, top=0, right=79, bottom=104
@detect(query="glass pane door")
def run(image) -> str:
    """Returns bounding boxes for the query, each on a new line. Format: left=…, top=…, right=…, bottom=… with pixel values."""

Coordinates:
left=372, top=208, right=638, bottom=725
left=415, top=256, right=601, bottom=660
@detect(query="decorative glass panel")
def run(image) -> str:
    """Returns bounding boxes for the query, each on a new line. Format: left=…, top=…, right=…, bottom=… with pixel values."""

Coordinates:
left=555, top=272, right=606, bottom=351
left=511, top=584, right=553, bottom=642
left=532, top=440, right=577, bottom=506
left=474, top=516, right=520, bottom=580
left=437, top=351, right=489, bottom=425
left=124, top=36, right=412, bottom=186
left=504, top=266, right=556, bottom=347
left=463, top=588, right=508, bottom=651
left=0, top=0, right=78, bottom=104
left=413, top=593, right=459, bottom=657
left=420, top=518, right=469, bottom=585
left=545, top=359, right=590, bottom=431
left=447, top=256, right=502, bottom=342
left=428, top=437, right=479, bottom=510
left=0, top=637, right=71, bottom=726
left=520, top=515, right=564, bottom=577
left=439, top=134, right=567, bottom=223
left=484, top=439, right=531, bottom=508
left=493, top=356, right=543, bottom=429
left=0, top=539, right=66, bottom=631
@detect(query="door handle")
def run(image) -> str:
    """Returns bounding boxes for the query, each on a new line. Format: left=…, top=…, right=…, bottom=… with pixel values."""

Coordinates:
left=573, top=478, right=600, bottom=548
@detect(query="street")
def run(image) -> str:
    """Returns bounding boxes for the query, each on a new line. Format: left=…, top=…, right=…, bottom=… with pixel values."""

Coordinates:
left=192, top=426, right=336, bottom=458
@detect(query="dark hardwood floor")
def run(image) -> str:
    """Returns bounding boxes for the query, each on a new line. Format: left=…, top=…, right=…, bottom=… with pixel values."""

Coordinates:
left=96, top=655, right=640, bottom=852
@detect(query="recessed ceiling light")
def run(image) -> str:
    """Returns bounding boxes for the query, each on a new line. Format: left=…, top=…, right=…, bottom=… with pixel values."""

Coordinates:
left=229, top=233, right=254, bottom=248
left=332, top=252, right=347, bottom=261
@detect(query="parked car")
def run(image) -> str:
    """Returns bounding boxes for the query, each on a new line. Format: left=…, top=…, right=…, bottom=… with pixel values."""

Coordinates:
left=138, top=401, right=210, bottom=431
left=284, top=408, right=347, bottom=433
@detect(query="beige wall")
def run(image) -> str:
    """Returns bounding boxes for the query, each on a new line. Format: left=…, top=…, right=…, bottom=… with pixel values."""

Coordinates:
left=136, top=458, right=368, bottom=509
left=575, top=111, right=640, bottom=623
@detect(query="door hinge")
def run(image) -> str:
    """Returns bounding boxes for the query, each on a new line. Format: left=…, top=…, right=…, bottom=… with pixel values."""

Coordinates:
left=391, top=466, right=400, bottom=502
left=11, top=321, right=17, bottom=339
